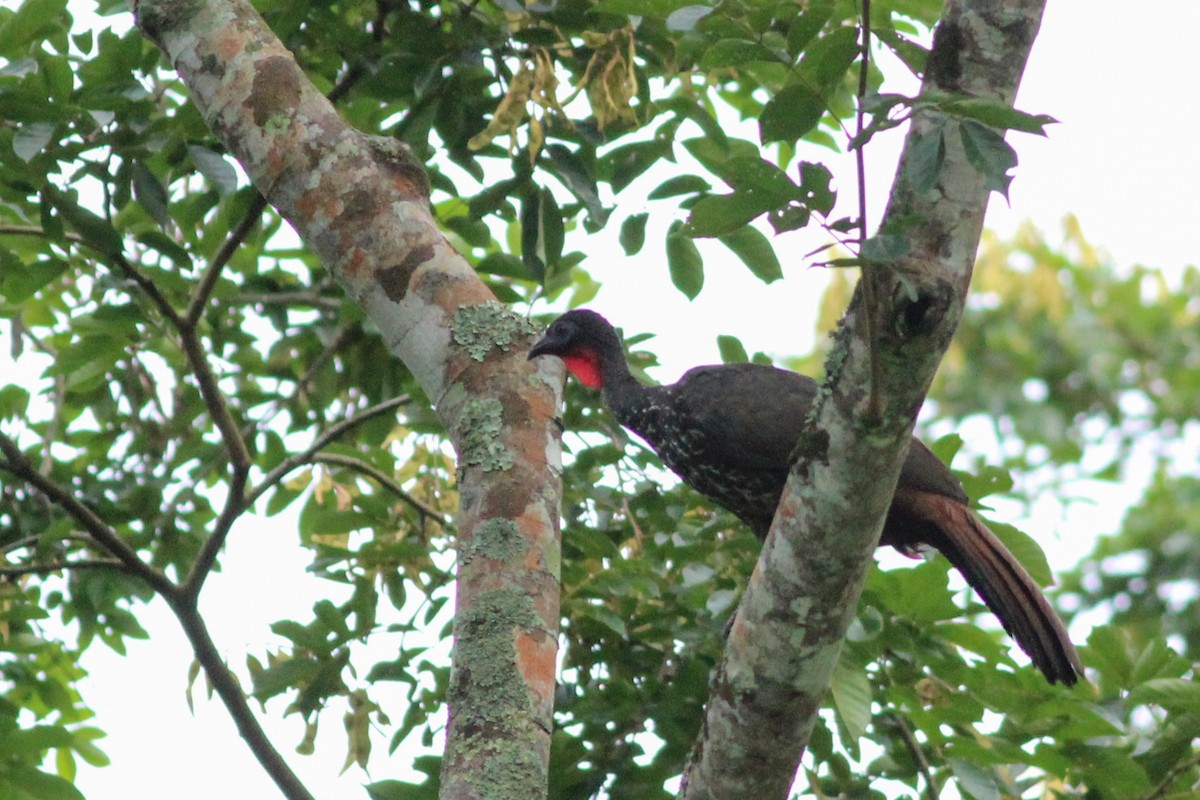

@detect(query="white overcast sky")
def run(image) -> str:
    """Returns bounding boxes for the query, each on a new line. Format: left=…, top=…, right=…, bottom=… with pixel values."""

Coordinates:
left=1, top=1, right=1197, bottom=798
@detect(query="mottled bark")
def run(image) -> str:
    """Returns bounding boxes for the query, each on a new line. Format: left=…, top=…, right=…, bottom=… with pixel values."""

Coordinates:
left=132, top=2, right=563, bottom=799
left=680, top=1, right=1048, bottom=797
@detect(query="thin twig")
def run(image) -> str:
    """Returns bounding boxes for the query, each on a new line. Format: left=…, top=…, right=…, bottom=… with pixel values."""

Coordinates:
left=888, top=712, right=940, bottom=800
left=1, top=436, right=316, bottom=800
left=234, top=291, right=343, bottom=311
left=181, top=463, right=248, bottom=602
left=1141, top=750, right=1200, bottom=800
left=297, top=326, right=361, bottom=398
left=246, top=394, right=412, bottom=509
left=0, top=532, right=95, bottom=556
left=110, top=252, right=185, bottom=328
left=0, top=433, right=176, bottom=596
left=0, top=559, right=130, bottom=578
left=177, top=323, right=252, bottom=476
left=314, top=452, right=450, bottom=526
left=854, top=0, right=884, bottom=421
left=186, top=192, right=269, bottom=326
left=166, top=593, right=317, bottom=800
left=172, top=321, right=253, bottom=602
left=0, top=224, right=85, bottom=244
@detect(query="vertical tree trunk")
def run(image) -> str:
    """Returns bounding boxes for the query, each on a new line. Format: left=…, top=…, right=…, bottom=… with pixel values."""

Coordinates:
left=681, top=2, right=1048, bottom=797
left=133, top=1, right=564, bottom=797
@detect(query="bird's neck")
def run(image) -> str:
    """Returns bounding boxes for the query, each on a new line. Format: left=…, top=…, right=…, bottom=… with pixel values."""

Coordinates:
left=590, top=347, right=648, bottom=425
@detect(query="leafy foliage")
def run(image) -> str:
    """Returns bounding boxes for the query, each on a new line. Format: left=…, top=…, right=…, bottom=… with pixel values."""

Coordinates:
left=0, top=0, right=1196, bottom=799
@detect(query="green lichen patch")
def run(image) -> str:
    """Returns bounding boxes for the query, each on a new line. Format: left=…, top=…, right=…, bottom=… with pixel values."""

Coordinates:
left=459, top=397, right=512, bottom=472
left=444, top=586, right=546, bottom=798
left=448, top=585, right=541, bottom=720
left=452, top=303, right=541, bottom=362
left=476, top=745, right=545, bottom=800
left=462, top=519, right=527, bottom=565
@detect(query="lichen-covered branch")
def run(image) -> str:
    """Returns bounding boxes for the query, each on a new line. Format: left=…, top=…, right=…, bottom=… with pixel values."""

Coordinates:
left=680, top=2, right=1048, bottom=797
left=132, top=2, right=564, bottom=798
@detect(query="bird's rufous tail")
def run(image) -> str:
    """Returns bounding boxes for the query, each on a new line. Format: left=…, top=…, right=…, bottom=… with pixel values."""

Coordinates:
left=893, top=489, right=1083, bottom=685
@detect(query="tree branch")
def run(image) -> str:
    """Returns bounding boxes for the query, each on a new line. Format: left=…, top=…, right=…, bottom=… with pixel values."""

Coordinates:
left=133, top=2, right=564, bottom=798
left=1141, top=750, right=1200, bottom=800
left=0, top=436, right=317, bottom=800
left=313, top=452, right=450, bottom=526
left=185, top=192, right=269, bottom=326
left=887, top=712, right=941, bottom=800
left=234, top=291, right=343, bottom=311
left=166, top=594, right=317, bottom=800
left=0, top=559, right=130, bottom=579
left=0, top=433, right=177, bottom=597
left=680, top=2, right=1049, bottom=797
left=854, top=0, right=884, bottom=421
left=245, top=394, right=412, bottom=509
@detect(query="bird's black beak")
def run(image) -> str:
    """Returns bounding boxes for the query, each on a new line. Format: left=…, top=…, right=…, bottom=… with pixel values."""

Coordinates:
left=527, top=335, right=552, bottom=360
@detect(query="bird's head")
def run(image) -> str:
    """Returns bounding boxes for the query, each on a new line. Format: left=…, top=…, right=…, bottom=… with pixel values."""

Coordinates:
left=528, top=309, right=622, bottom=389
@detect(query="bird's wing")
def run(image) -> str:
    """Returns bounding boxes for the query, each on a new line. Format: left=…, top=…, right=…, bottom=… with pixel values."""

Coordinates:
left=899, top=437, right=969, bottom=503
left=672, top=364, right=815, bottom=473
left=676, top=364, right=968, bottom=502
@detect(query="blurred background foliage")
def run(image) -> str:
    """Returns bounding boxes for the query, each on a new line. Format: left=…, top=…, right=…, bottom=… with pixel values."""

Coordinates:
left=0, top=0, right=1197, bottom=798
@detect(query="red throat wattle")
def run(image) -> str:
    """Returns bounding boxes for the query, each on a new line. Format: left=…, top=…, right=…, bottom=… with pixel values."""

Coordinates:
left=562, top=349, right=603, bottom=389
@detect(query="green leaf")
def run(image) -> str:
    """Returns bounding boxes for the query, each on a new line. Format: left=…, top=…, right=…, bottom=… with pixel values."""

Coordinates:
left=760, top=83, right=824, bottom=144
left=1084, top=625, right=1134, bottom=686
left=948, top=757, right=1000, bottom=800
left=666, top=221, right=703, bottom=299
left=13, top=122, right=55, bottom=162
left=700, top=39, right=783, bottom=70
left=648, top=174, right=711, bottom=200
left=724, top=157, right=803, bottom=204
left=936, top=96, right=1058, bottom=134
left=798, top=161, right=835, bottom=215
left=681, top=136, right=761, bottom=181
left=686, top=193, right=770, bottom=237
left=131, top=162, right=172, bottom=227
left=986, top=522, right=1052, bottom=585
left=582, top=603, right=627, bottom=637
left=799, top=26, right=860, bottom=88
left=0, top=385, right=30, bottom=419
left=665, top=5, right=711, bottom=32
left=0, top=259, right=67, bottom=303
left=868, top=559, right=959, bottom=622
left=718, top=225, right=782, bottom=283
left=187, top=145, right=238, bottom=196
left=137, top=230, right=192, bottom=266
left=537, top=188, right=565, bottom=267
left=0, top=0, right=69, bottom=55
left=1, top=767, right=85, bottom=800
left=519, top=189, right=544, bottom=282
left=544, top=144, right=607, bottom=226
left=1129, top=678, right=1200, bottom=712
left=619, top=212, right=648, bottom=255
left=605, top=139, right=672, bottom=193
left=716, top=335, right=749, bottom=364
left=41, top=186, right=123, bottom=256
left=298, top=506, right=374, bottom=540
left=905, top=122, right=946, bottom=193
left=829, top=660, right=872, bottom=741
left=959, top=120, right=1017, bottom=197
left=786, top=0, right=835, bottom=59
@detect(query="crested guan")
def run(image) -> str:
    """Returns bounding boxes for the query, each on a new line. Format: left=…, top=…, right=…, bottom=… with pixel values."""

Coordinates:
left=529, top=309, right=1083, bottom=686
